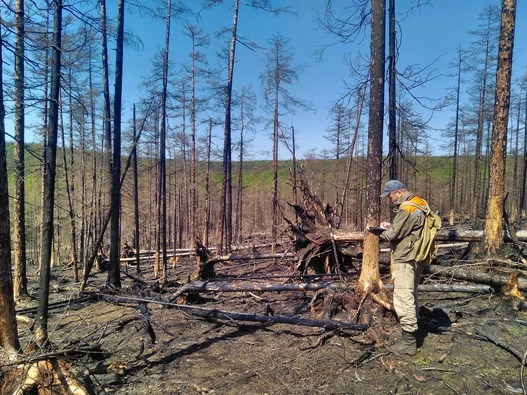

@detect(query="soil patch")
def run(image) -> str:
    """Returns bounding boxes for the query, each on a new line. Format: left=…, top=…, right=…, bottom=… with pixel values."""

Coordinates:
left=8, top=256, right=527, bottom=395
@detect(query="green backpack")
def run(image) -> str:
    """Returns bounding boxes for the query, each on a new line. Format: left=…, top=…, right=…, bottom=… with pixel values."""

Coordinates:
left=400, top=199, right=442, bottom=265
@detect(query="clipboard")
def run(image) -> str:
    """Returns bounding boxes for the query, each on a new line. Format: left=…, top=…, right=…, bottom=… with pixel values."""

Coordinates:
left=368, top=226, right=387, bottom=232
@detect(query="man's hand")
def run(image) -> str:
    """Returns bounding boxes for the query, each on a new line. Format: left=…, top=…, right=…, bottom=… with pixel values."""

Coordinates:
left=380, top=222, right=392, bottom=229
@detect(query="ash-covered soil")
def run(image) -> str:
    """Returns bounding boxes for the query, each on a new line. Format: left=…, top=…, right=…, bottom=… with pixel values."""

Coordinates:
left=9, top=252, right=527, bottom=395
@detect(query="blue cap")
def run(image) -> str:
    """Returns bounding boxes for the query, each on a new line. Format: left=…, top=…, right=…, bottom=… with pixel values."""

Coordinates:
left=380, top=180, right=406, bottom=197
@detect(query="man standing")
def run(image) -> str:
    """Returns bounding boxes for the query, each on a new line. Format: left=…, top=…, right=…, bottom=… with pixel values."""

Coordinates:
left=369, top=179, right=427, bottom=355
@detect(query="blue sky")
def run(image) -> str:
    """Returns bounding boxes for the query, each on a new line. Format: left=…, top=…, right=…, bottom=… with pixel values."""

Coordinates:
left=18, top=0, right=527, bottom=161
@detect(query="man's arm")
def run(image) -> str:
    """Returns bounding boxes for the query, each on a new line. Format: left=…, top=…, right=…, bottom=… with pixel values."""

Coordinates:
left=379, top=210, right=413, bottom=241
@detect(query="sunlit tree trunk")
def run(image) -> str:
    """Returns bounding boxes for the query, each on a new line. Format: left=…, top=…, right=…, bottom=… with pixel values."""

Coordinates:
left=219, top=0, right=239, bottom=253
left=13, top=0, right=28, bottom=298
left=159, top=0, right=171, bottom=283
left=60, top=83, right=79, bottom=282
left=450, top=47, right=462, bottom=226
left=387, top=0, right=397, bottom=180
left=359, top=0, right=385, bottom=292
left=36, top=0, right=63, bottom=345
left=511, top=82, right=522, bottom=221
left=133, top=105, right=141, bottom=274
left=485, top=0, right=516, bottom=254
left=0, top=14, right=21, bottom=359
left=520, top=71, right=527, bottom=216
left=203, top=119, right=212, bottom=246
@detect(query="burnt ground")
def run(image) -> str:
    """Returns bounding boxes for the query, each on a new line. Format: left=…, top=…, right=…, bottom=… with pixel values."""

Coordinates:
left=6, top=249, right=527, bottom=395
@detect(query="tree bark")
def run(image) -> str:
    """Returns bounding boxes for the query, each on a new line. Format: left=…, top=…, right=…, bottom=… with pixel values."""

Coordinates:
left=13, top=0, right=28, bottom=298
left=108, top=0, right=125, bottom=288
left=219, top=0, right=239, bottom=253
left=36, top=0, right=63, bottom=346
left=359, top=0, right=385, bottom=293
left=485, top=0, right=517, bottom=254
left=0, top=15, right=21, bottom=358
left=100, top=294, right=369, bottom=331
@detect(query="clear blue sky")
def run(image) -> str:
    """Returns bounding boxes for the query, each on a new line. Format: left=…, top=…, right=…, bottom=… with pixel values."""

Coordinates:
left=31, top=1, right=527, bottom=160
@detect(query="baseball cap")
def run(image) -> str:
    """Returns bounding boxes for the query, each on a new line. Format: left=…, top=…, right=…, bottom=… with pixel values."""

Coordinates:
left=380, top=179, right=406, bottom=197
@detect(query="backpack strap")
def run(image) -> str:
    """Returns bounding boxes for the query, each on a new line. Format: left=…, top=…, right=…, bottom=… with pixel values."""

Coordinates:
left=400, top=199, right=430, bottom=215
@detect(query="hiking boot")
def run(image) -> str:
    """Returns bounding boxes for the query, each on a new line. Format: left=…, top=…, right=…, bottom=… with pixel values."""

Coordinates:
left=389, top=330, right=417, bottom=356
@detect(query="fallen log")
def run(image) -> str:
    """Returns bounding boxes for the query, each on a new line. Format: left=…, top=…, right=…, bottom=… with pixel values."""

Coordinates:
left=384, top=283, right=494, bottom=293
left=98, top=293, right=368, bottom=331
left=425, top=265, right=527, bottom=290
left=206, top=252, right=297, bottom=264
left=168, top=280, right=493, bottom=298
left=331, top=229, right=527, bottom=243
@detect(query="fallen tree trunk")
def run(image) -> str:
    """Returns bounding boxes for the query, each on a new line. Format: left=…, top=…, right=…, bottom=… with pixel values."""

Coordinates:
left=425, top=265, right=527, bottom=290
left=98, top=293, right=368, bottom=331
left=206, top=252, right=297, bottom=265
left=169, top=280, right=493, bottom=298
left=331, top=229, right=527, bottom=243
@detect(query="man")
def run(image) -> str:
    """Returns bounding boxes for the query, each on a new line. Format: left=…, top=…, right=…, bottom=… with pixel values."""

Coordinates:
left=369, top=179, right=427, bottom=355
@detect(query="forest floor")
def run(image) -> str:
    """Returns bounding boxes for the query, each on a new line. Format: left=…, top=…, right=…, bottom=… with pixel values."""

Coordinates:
left=7, top=245, right=527, bottom=395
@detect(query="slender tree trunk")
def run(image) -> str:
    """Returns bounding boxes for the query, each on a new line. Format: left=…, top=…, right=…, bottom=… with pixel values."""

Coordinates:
left=101, top=0, right=112, bottom=199
left=387, top=0, right=397, bottom=180
left=450, top=47, right=462, bottom=226
left=520, top=72, right=527, bottom=216
left=359, top=0, right=385, bottom=292
left=220, top=0, right=239, bottom=253
left=511, top=83, right=522, bottom=221
left=338, top=86, right=365, bottom=229
left=159, top=0, right=171, bottom=283
left=472, top=13, right=494, bottom=220
left=133, top=105, right=141, bottom=274
left=0, top=14, right=21, bottom=359
left=203, top=119, right=212, bottom=246
left=108, top=0, right=125, bottom=288
left=485, top=0, right=516, bottom=254
left=36, top=0, right=63, bottom=345
left=13, top=0, right=27, bottom=298
left=60, top=89, right=79, bottom=282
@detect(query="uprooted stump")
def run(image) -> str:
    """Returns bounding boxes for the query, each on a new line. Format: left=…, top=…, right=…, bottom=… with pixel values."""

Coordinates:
left=192, top=239, right=215, bottom=281
left=283, top=167, right=395, bottom=341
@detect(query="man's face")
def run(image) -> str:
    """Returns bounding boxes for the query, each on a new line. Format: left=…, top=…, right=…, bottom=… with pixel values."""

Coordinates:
left=388, top=189, right=402, bottom=204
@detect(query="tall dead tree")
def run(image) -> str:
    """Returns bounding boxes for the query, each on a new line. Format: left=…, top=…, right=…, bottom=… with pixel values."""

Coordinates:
left=387, top=0, right=397, bottom=181
left=219, top=0, right=239, bottom=253
left=359, top=0, right=385, bottom=292
left=13, top=0, right=28, bottom=298
left=485, top=0, right=517, bottom=254
left=35, top=0, right=63, bottom=345
left=0, top=14, right=21, bottom=359
left=449, top=46, right=463, bottom=226
left=470, top=5, right=500, bottom=220
left=521, top=69, right=527, bottom=216
left=159, top=0, right=172, bottom=283
left=108, top=0, right=125, bottom=288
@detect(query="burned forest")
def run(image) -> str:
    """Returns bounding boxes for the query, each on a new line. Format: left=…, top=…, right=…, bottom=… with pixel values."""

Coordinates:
left=2, top=0, right=527, bottom=394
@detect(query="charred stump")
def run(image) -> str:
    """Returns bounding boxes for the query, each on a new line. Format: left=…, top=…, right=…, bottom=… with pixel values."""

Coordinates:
left=192, top=239, right=216, bottom=281
left=286, top=167, right=349, bottom=275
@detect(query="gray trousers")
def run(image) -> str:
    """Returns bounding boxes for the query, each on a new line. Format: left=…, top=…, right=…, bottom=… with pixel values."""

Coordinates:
left=392, top=259, right=426, bottom=332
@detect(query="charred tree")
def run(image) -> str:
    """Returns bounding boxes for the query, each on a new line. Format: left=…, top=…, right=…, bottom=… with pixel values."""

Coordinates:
left=0, top=16, right=21, bottom=358
left=485, top=0, right=517, bottom=254
left=359, top=0, right=385, bottom=293
left=13, top=0, right=28, bottom=298
left=35, top=0, right=62, bottom=346
left=108, top=0, right=125, bottom=288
